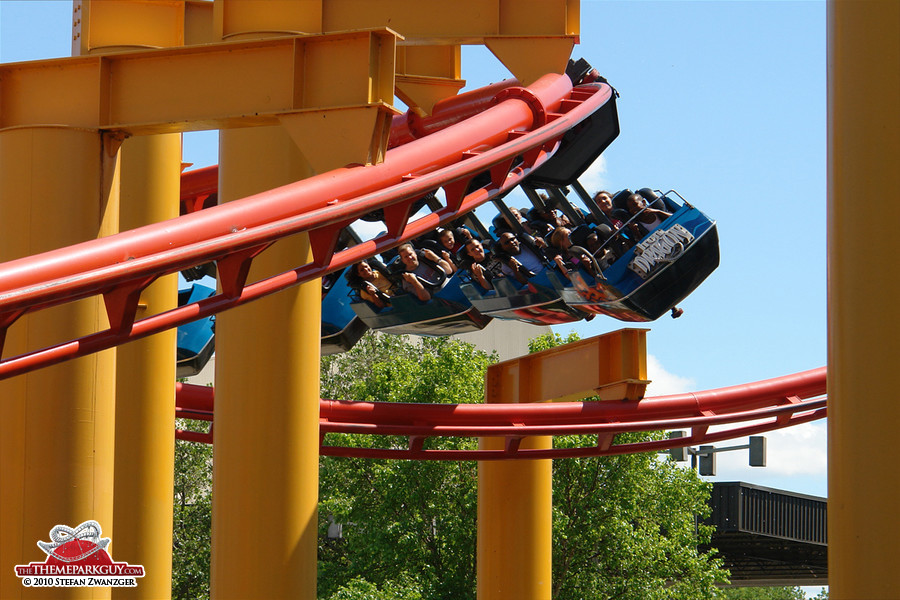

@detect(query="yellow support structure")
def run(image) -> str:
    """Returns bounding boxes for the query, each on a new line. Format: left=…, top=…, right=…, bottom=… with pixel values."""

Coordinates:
left=0, top=30, right=398, bottom=138
left=478, top=330, right=648, bottom=599
left=486, top=329, right=649, bottom=404
left=210, top=2, right=389, bottom=597
left=112, top=134, right=180, bottom=600
left=0, top=126, right=119, bottom=600
left=827, top=1, right=900, bottom=597
left=69, top=7, right=184, bottom=598
left=478, top=437, right=553, bottom=600
left=211, top=0, right=577, bottom=43
left=73, top=0, right=185, bottom=55
left=211, top=125, right=322, bottom=600
left=208, top=0, right=577, bottom=84
left=395, top=45, right=465, bottom=115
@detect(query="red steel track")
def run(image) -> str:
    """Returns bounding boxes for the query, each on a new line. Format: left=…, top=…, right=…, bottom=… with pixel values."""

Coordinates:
left=175, top=367, right=826, bottom=460
left=1, top=72, right=827, bottom=457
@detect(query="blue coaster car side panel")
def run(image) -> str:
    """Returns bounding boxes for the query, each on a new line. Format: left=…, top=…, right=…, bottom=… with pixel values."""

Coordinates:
left=176, top=283, right=217, bottom=377
left=349, top=274, right=491, bottom=337
left=546, top=198, right=719, bottom=321
left=459, top=269, right=586, bottom=325
left=322, top=267, right=370, bottom=355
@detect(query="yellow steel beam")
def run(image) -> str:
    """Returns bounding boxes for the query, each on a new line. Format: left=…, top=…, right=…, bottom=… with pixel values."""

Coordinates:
left=74, top=0, right=186, bottom=56
left=485, top=36, right=575, bottom=85
left=397, top=45, right=461, bottom=80
left=212, top=125, right=321, bottom=600
left=112, top=134, right=180, bottom=600
left=0, top=126, right=119, bottom=600
left=207, top=0, right=577, bottom=45
left=184, top=0, right=215, bottom=46
left=211, top=0, right=576, bottom=84
left=183, top=0, right=574, bottom=98
left=395, top=45, right=465, bottom=114
left=485, top=329, right=650, bottom=404
left=478, top=328, right=647, bottom=599
left=0, top=30, right=398, bottom=136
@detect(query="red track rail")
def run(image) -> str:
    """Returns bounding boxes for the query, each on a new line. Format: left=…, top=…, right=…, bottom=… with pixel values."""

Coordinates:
left=175, top=367, right=827, bottom=460
left=0, top=74, right=609, bottom=379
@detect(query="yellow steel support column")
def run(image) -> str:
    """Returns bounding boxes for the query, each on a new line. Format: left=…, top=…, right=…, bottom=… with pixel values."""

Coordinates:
left=0, top=126, right=119, bottom=600
left=211, top=8, right=394, bottom=594
left=827, top=1, right=900, bottom=597
left=477, top=330, right=648, bottom=600
left=74, top=0, right=185, bottom=55
left=211, top=124, right=321, bottom=600
left=478, top=438, right=553, bottom=600
left=74, top=5, right=184, bottom=597
left=112, top=134, right=180, bottom=600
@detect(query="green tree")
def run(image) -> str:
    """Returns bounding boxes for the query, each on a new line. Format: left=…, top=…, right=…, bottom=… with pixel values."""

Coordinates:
left=172, top=419, right=214, bottom=600
left=171, top=331, right=729, bottom=599
left=325, top=574, right=423, bottom=600
left=318, top=334, right=489, bottom=600
left=715, top=586, right=807, bottom=599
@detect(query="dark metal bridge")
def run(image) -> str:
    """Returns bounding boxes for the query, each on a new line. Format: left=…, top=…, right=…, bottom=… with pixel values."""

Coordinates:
left=706, top=482, right=828, bottom=587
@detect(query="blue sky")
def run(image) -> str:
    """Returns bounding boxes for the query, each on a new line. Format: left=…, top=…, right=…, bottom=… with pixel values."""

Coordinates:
left=2, top=0, right=828, bottom=520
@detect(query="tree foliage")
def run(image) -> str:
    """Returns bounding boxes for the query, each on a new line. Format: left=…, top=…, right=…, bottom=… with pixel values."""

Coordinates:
left=318, top=334, right=489, bottom=600
left=172, top=419, right=213, bottom=600
left=715, top=586, right=808, bottom=599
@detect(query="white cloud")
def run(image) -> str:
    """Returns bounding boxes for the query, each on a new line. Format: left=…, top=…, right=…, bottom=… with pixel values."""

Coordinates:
left=645, top=354, right=695, bottom=396
left=575, top=155, right=609, bottom=194
left=712, top=421, right=827, bottom=478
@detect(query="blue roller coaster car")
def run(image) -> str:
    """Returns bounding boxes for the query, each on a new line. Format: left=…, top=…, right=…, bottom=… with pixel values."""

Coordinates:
left=348, top=258, right=491, bottom=337
left=548, top=190, right=719, bottom=322
left=459, top=268, right=586, bottom=325
left=321, top=267, right=370, bottom=354
left=176, top=283, right=216, bottom=377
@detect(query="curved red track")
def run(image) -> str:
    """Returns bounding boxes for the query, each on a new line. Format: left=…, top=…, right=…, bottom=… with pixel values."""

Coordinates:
left=175, top=367, right=826, bottom=459
left=0, top=73, right=827, bottom=457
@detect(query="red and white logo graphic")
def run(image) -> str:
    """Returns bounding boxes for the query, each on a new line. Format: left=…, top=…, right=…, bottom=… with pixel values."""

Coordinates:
left=14, top=520, right=145, bottom=588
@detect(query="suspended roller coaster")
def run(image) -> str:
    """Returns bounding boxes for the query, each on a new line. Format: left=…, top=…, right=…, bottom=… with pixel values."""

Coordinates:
left=0, top=61, right=825, bottom=454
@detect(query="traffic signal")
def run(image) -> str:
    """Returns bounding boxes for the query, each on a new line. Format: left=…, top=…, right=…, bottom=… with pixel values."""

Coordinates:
left=749, top=436, right=766, bottom=467
left=668, top=431, right=688, bottom=462
left=698, top=445, right=716, bottom=476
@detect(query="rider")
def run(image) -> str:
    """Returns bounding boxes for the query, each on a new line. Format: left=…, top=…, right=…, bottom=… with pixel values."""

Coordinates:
left=396, top=242, right=453, bottom=301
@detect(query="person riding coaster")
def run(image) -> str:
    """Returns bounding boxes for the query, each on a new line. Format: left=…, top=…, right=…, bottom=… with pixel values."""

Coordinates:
left=394, top=242, right=454, bottom=302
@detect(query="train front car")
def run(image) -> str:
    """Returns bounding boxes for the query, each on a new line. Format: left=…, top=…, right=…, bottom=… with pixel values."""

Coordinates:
left=550, top=190, right=719, bottom=321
